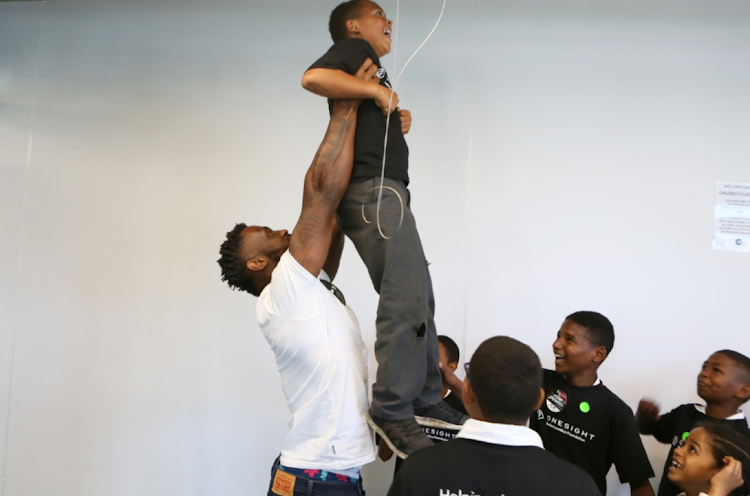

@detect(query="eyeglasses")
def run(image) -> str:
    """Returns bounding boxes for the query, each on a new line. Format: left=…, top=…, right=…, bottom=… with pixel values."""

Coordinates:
left=464, top=362, right=472, bottom=388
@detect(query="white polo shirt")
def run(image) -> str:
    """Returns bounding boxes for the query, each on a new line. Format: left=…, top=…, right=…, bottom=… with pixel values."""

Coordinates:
left=257, top=251, right=375, bottom=470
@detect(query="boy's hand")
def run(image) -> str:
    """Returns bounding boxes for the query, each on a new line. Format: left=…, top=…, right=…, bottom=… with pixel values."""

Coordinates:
left=635, top=398, right=660, bottom=434
left=353, top=58, right=399, bottom=114
left=439, top=361, right=464, bottom=405
left=374, top=86, right=399, bottom=115
left=399, top=108, right=412, bottom=134
left=708, top=457, right=744, bottom=496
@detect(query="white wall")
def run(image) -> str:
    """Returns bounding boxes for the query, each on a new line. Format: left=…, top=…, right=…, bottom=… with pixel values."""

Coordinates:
left=0, top=1, right=748, bottom=495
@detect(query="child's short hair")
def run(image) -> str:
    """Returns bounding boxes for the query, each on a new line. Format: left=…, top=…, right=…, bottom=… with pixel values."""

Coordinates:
left=695, top=418, right=750, bottom=496
left=715, top=349, right=750, bottom=383
left=566, top=311, right=615, bottom=355
left=438, top=335, right=459, bottom=364
left=329, top=1, right=368, bottom=43
left=469, top=336, right=542, bottom=424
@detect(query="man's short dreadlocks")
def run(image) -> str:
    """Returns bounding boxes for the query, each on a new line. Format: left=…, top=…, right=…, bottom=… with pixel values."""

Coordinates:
left=217, top=223, right=257, bottom=295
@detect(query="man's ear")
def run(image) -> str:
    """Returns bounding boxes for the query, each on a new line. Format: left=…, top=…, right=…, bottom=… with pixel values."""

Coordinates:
left=534, top=387, right=545, bottom=410
left=246, top=257, right=267, bottom=272
left=593, top=346, right=607, bottom=364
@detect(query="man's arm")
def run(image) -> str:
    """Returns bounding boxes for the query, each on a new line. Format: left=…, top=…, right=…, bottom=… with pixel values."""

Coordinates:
left=321, top=217, right=345, bottom=281
left=288, top=99, right=359, bottom=277
left=302, top=67, right=399, bottom=113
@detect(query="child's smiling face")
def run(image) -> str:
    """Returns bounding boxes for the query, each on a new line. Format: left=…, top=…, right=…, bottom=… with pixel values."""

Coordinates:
left=697, top=352, right=749, bottom=404
left=552, top=319, right=599, bottom=378
left=667, top=427, right=721, bottom=494
left=347, top=1, right=393, bottom=57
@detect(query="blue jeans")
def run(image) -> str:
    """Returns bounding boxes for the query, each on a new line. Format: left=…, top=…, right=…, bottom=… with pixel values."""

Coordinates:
left=267, top=458, right=365, bottom=496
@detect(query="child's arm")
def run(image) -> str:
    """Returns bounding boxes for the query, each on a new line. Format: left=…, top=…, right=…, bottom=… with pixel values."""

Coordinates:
left=438, top=361, right=464, bottom=405
left=707, top=457, right=744, bottom=496
left=636, top=398, right=661, bottom=434
left=303, top=64, right=400, bottom=114
left=629, top=479, right=655, bottom=496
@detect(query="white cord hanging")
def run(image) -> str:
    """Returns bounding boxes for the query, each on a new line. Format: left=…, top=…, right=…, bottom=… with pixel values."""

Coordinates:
left=362, top=0, right=448, bottom=239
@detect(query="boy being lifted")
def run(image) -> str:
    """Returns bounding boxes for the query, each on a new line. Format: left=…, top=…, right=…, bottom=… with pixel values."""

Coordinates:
left=303, top=1, right=466, bottom=459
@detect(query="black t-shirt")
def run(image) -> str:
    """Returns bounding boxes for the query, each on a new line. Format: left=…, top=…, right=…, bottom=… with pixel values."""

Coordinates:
left=308, top=38, right=409, bottom=183
left=648, top=403, right=750, bottom=496
left=530, top=370, right=655, bottom=495
left=388, top=438, right=601, bottom=496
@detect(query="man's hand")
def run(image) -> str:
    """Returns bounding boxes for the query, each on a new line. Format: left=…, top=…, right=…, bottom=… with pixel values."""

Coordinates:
left=354, top=57, right=379, bottom=83
left=377, top=437, right=394, bottom=461
left=709, top=457, right=744, bottom=496
left=399, top=108, right=412, bottom=134
left=635, top=398, right=660, bottom=434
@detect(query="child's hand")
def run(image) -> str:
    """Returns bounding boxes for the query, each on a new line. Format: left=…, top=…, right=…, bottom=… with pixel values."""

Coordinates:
left=635, top=398, right=660, bottom=433
left=399, top=108, right=412, bottom=134
left=352, top=58, right=399, bottom=114
left=374, top=86, right=399, bottom=115
left=708, top=457, right=744, bottom=496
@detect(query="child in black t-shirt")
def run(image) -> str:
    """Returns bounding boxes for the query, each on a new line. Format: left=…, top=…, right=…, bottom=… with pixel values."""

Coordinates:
left=301, top=1, right=466, bottom=459
left=529, top=311, right=656, bottom=496
left=387, top=336, right=601, bottom=496
left=666, top=419, right=749, bottom=496
left=637, top=350, right=750, bottom=496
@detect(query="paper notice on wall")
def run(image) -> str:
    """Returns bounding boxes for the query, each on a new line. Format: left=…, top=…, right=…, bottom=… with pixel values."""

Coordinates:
left=714, top=182, right=750, bottom=252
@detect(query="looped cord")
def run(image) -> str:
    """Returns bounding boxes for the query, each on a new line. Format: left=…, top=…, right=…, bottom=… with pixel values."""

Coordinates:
left=363, top=0, right=448, bottom=239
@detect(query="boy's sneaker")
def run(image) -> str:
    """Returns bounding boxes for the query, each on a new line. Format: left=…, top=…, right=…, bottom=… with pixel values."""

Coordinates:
left=366, top=412, right=434, bottom=459
left=414, top=400, right=470, bottom=429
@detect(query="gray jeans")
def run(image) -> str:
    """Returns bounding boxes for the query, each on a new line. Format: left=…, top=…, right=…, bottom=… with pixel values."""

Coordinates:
left=336, top=177, right=442, bottom=420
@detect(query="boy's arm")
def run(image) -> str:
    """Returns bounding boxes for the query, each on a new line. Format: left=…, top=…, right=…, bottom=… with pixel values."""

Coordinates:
left=438, top=361, right=464, bottom=405
left=302, top=65, right=400, bottom=113
left=636, top=399, right=661, bottom=434
left=629, top=480, right=655, bottom=496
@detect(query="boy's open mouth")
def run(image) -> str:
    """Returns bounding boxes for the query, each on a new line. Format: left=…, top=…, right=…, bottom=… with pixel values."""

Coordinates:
left=384, top=28, right=391, bottom=38
left=670, top=460, right=683, bottom=471
left=554, top=353, right=565, bottom=362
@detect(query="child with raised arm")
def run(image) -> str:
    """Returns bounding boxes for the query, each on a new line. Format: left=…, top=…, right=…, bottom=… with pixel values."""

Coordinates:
left=529, top=311, right=656, bottom=496
left=666, top=419, right=749, bottom=496
left=637, top=350, right=750, bottom=496
left=302, top=1, right=466, bottom=459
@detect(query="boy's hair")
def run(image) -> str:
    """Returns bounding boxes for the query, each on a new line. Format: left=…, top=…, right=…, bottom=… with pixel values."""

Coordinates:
left=566, top=311, right=615, bottom=355
left=217, top=223, right=257, bottom=295
left=470, top=336, right=542, bottom=424
left=329, top=1, right=368, bottom=43
left=438, top=335, right=460, bottom=364
left=715, top=349, right=750, bottom=383
left=695, top=419, right=750, bottom=496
